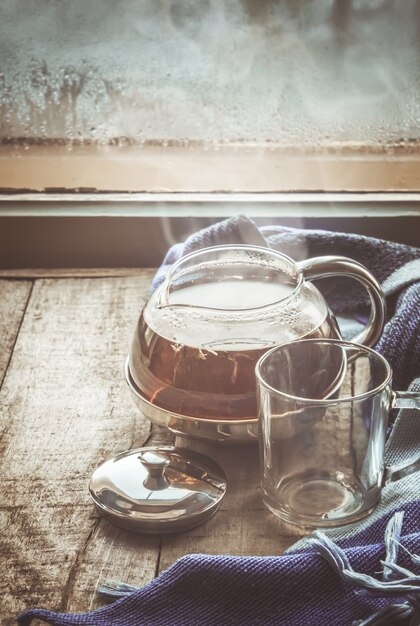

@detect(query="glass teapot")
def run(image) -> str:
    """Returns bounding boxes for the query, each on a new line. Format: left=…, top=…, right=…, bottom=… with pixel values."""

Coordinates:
left=127, top=245, right=385, bottom=442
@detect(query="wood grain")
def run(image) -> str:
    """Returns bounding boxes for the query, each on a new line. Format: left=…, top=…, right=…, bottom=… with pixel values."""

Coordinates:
left=0, top=268, right=148, bottom=279
left=0, top=271, right=309, bottom=625
left=65, top=439, right=305, bottom=615
left=0, top=273, right=158, bottom=623
left=0, top=280, right=32, bottom=384
left=158, top=440, right=306, bottom=576
left=64, top=427, right=175, bottom=615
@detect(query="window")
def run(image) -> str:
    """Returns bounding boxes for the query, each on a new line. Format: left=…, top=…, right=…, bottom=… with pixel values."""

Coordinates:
left=1, top=1, right=419, bottom=268
left=1, top=0, right=420, bottom=193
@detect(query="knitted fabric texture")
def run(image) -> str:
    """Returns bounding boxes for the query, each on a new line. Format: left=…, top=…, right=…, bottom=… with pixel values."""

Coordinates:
left=18, top=218, right=420, bottom=626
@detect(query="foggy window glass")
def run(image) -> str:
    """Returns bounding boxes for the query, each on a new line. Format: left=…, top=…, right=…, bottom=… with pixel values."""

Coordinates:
left=1, top=0, right=420, bottom=149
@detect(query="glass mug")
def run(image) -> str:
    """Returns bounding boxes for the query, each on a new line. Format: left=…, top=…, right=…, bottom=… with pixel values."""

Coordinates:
left=256, top=339, right=420, bottom=528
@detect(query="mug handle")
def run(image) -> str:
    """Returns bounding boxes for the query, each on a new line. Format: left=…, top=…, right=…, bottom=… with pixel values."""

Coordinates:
left=296, top=255, right=386, bottom=348
left=383, top=390, right=420, bottom=484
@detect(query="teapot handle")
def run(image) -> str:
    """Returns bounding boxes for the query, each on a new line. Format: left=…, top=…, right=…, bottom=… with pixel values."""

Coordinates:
left=296, top=256, right=386, bottom=347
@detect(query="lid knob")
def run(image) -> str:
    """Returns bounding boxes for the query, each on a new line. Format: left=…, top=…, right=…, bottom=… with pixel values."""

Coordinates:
left=139, top=450, right=170, bottom=489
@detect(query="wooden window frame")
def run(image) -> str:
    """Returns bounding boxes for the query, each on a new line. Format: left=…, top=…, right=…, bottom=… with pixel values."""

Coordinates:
left=2, top=143, right=420, bottom=194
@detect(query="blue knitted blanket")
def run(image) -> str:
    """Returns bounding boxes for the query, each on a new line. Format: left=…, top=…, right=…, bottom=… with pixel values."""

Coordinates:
left=18, top=217, right=420, bottom=626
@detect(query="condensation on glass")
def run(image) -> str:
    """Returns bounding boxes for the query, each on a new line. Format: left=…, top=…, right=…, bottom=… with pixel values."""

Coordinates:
left=1, top=0, right=420, bottom=148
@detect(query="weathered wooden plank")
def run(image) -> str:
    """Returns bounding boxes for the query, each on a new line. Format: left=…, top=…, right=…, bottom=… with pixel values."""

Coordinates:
left=66, top=435, right=303, bottom=616
left=64, top=425, right=175, bottom=614
left=62, top=519, right=162, bottom=614
left=158, top=440, right=306, bottom=576
left=0, top=268, right=148, bottom=279
left=1, top=272, right=313, bottom=624
left=0, top=280, right=32, bottom=385
left=0, top=273, right=161, bottom=624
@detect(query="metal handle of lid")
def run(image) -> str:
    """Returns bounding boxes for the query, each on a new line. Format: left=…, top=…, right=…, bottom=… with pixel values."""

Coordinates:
left=139, top=451, right=171, bottom=489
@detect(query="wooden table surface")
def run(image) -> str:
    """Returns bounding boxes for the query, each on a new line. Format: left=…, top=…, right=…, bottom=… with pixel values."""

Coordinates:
left=0, top=271, right=304, bottom=625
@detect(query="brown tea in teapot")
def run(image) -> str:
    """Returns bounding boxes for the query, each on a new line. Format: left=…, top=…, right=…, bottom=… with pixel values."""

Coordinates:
left=130, top=280, right=338, bottom=420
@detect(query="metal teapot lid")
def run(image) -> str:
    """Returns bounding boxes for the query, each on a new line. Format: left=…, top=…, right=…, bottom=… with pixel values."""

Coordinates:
left=89, top=446, right=227, bottom=533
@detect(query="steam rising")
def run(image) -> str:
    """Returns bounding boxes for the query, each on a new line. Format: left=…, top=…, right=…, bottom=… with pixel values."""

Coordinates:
left=1, top=0, right=419, bottom=146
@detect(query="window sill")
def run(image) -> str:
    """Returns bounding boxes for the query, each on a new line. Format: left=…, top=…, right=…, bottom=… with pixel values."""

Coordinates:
left=1, top=191, right=420, bottom=218
left=2, top=144, right=420, bottom=193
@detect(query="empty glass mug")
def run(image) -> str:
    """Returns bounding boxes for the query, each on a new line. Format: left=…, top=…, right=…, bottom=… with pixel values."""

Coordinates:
left=256, top=339, right=420, bottom=528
